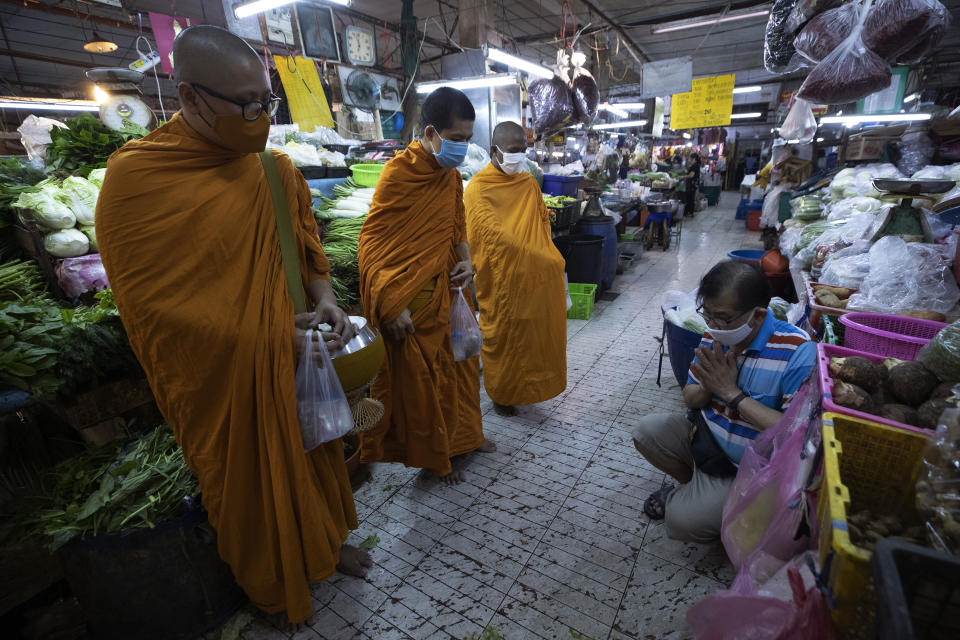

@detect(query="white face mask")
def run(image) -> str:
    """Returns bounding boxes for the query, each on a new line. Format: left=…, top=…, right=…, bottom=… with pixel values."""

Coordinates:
left=709, top=310, right=756, bottom=346
left=496, top=146, right=527, bottom=175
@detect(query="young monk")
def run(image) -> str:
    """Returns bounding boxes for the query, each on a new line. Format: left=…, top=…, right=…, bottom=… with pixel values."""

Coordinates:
left=95, top=25, right=368, bottom=631
left=358, top=87, right=494, bottom=486
left=464, top=121, right=567, bottom=416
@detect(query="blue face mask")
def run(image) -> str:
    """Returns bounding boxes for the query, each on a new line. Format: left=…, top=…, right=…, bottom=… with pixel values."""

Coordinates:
left=431, top=135, right=469, bottom=168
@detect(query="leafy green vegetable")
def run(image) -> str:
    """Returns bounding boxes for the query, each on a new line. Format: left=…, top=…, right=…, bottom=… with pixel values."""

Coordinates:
left=0, top=157, right=45, bottom=229
left=13, top=179, right=76, bottom=229
left=0, top=260, right=47, bottom=302
left=20, top=425, right=199, bottom=550
left=58, top=176, right=99, bottom=225
left=358, top=533, right=380, bottom=550
left=45, top=113, right=146, bottom=177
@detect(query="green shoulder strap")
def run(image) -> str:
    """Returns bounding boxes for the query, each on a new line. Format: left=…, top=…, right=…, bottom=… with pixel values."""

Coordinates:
left=259, top=150, right=309, bottom=315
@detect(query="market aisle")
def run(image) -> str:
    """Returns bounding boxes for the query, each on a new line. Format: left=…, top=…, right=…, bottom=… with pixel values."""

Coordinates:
left=234, top=196, right=763, bottom=640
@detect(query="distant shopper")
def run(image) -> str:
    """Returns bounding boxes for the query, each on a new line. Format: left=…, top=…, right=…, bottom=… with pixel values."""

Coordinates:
left=632, top=261, right=815, bottom=542
left=684, top=152, right=701, bottom=217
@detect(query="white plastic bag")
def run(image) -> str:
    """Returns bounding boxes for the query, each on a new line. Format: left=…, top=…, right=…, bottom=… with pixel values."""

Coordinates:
left=779, top=99, right=817, bottom=144
left=450, top=286, right=482, bottom=361
left=17, top=115, right=67, bottom=167
left=564, top=274, right=573, bottom=311
left=295, top=329, right=354, bottom=451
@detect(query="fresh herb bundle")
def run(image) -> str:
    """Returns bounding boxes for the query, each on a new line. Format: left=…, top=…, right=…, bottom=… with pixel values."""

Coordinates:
left=45, top=114, right=147, bottom=177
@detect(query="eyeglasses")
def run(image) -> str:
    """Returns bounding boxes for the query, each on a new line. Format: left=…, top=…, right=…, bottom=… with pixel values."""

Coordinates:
left=697, top=305, right=753, bottom=329
left=193, top=84, right=281, bottom=121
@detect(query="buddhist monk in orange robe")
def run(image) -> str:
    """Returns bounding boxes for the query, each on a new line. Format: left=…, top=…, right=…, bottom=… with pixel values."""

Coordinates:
left=95, top=26, right=367, bottom=629
left=358, top=87, right=493, bottom=485
left=465, top=122, right=567, bottom=416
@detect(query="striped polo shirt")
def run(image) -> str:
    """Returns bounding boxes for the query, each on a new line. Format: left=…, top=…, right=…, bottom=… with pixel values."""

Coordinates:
left=687, top=311, right=816, bottom=464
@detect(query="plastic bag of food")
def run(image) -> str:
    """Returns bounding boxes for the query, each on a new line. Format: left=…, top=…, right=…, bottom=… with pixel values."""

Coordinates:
left=780, top=99, right=818, bottom=143
left=797, top=0, right=892, bottom=104
left=765, top=0, right=804, bottom=73
left=818, top=247, right=873, bottom=289
left=662, top=289, right=707, bottom=334
left=786, top=0, right=844, bottom=33
left=919, top=322, right=960, bottom=382
left=915, top=407, right=960, bottom=553
left=528, top=76, right=574, bottom=135
left=295, top=329, right=354, bottom=451
left=570, top=51, right=599, bottom=125
left=847, top=236, right=960, bottom=315
left=895, top=130, right=936, bottom=177
left=450, top=286, right=482, bottom=361
left=863, top=0, right=950, bottom=62
left=793, top=3, right=859, bottom=63
left=56, top=254, right=109, bottom=299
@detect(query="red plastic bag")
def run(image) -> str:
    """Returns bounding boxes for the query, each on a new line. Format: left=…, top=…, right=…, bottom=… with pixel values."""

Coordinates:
left=863, top=0, right=950, bottom=62
left=793, top=3, right=858, bottom=63
left=797, top=0, right=891, bottom=105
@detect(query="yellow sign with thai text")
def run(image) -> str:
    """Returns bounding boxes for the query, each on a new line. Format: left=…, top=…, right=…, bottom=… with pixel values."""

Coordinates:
left=670, top=74, right=736, bottom=130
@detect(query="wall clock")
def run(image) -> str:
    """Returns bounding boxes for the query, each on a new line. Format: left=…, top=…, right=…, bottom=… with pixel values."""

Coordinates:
left=344, top=25, right=376, bottom=67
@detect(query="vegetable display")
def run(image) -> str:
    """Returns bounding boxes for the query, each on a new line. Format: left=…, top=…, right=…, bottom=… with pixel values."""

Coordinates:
left=45, top=113, right=147, bottom=177
left=314, top=179, right=372, bottom=309
left=22, top=425, right=199, bottom=550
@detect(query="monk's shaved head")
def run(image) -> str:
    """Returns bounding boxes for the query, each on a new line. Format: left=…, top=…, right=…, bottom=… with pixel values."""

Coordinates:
left=173, top=25, right=265, bottom=85
left=492, top=121, right=526, bottom=149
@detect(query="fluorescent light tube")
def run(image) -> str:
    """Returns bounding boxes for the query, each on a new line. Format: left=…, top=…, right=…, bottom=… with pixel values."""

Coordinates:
left=600, top=103, right=629, bottom=118
left=903, top=93, right=919, bottom=103
left=486, top=47, right=553, bottom=79
left=730, top=112, right=763, bottom=119
left=732, top=86, right=762, bottom=94
left=0, top=98, right=99, bottom=112
left=653, top=10, right=770, bottom=34
left=607, top=102, right=645, bottom=111
left=416, top=74, right=517, bottom=94
left=594, top=119, right=647, bottom=129
left=820, top=113, right=932, bottom=126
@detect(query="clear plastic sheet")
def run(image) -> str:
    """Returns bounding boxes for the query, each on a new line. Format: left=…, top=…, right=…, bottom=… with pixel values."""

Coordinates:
left=847, top=236, right=960, bottom=315
left=894, top=130, right=936, bottom=177
left=915, top=407, right=960, bottom=553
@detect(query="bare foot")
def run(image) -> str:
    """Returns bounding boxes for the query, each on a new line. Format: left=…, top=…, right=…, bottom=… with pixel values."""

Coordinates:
left=476, top=439, right=497, bottom=453
left=493, top=402, right=517, bottom=416
left=337, top=544, right=373, bottom=578
left=438, top=469, right=466, bottom=485
left=268, top=612, right=315, bottom=633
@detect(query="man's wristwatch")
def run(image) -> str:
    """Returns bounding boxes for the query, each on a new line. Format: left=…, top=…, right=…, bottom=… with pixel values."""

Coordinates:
left=726, top=391, right=749, bottom=413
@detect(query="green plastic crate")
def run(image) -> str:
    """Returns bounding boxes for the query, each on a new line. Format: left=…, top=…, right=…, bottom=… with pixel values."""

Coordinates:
left=567, top=283, right=597, bottom=320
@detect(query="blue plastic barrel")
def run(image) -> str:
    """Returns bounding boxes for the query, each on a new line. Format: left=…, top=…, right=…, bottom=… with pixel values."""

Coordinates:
left=575, top=215, right=618, bottom=291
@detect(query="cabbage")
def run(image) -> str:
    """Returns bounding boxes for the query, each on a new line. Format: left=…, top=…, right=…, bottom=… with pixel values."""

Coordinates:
left=86, top=168, right=107, bottom=188
left=912, top=166, right=949, bottom=180
left=13, top=180, right=76, bottom=229
left=828, top=196, right=884, bottom=220
left=79, top=225, right=97, bottom=252
left=44, top=228, right=89, bottom=257
left=58, top=176, right=98, bottom=225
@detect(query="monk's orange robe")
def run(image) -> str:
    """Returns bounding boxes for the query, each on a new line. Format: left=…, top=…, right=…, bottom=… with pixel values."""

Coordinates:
left=464, top=164, right=567, bottom=405
left=95, top=113, right=356, bottom=623
left=357, top=141, right=483, bottom=475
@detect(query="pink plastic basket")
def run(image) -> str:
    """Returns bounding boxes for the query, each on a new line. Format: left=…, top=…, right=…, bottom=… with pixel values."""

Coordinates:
left=838, top=312, right=947, bottom=360
left=817, top=343, right=932, bottom=435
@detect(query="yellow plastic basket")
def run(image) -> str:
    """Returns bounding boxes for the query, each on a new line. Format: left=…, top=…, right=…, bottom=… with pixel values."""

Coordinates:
left=350, top=163, right=385, bottom=187
left=818, top=413, right=930, bottom=639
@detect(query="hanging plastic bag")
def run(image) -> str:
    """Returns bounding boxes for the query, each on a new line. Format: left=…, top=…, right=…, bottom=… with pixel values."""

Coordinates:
left=569, top=51, right=599, bottom=126
left=450, top=286, right=482, bottom=361
left=785, top=0, right=844, bottom=34
left=564, top=274, right=573, bottom=311
left=780, top=99, right=818, bottom=143
left=863, top=0, right=950, bottom=63
left=916, top=407, right=960, bottom=553
left=295, top=329, right=354, bottom=452
left=793, top=4, right=858, bottom=63
left=797, top=0, right=892, bottom=105
left=764, top=0, right=805, bottom=73
left=528, top=76, right=575, bottom=135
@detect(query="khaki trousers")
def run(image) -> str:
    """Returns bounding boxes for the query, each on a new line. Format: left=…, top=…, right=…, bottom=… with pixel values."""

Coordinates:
left=632, top=413, right=735, bottom=543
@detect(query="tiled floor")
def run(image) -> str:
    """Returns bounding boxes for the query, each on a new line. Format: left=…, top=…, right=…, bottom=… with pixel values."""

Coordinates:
left=233, top=197, right=763, bottom=640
